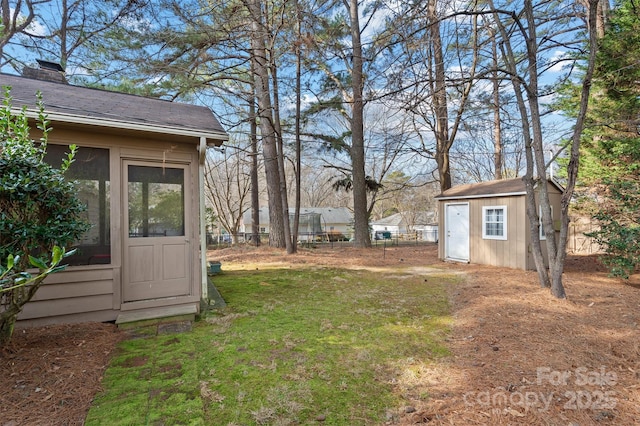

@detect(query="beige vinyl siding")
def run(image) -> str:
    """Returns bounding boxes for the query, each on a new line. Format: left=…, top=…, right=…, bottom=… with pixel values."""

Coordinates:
left=18, top=267, right=117, bottom=326
left=17, top=125, right=202, bottom=325
left=470, top=196, right=527, bottom=270
left=514, top=194, right=527, bottom=269
left=526, top=185, right=563, bottom=269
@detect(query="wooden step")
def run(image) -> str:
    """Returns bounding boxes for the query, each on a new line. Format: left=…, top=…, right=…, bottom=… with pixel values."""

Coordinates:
left=115, top=304, right=197, bottom=329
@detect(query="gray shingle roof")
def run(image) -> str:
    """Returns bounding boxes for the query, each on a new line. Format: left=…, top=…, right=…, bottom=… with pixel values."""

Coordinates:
left=1, top=73, right=227, bottom=143
left=435, top=178, right=564, bottom=200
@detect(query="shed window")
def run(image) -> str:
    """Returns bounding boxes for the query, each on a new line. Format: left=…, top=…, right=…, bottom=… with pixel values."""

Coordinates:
left=482, top=206, right=507, bottom=240
left=44, top=145, right=111, bottom=266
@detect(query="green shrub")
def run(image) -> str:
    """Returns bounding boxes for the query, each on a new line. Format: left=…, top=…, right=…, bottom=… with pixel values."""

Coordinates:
left=0, top=87, right=89, bottom=345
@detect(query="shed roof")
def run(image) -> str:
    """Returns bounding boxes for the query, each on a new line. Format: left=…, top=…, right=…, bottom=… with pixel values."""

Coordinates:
left=1, top=73, right=227, bottom=144
left=435, top=178, right=564, bottom=200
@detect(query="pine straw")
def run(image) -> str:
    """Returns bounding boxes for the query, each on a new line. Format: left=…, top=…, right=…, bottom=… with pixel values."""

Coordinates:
left=397, top=250, right=640, bottom=425
left=0, top=323, right=124, bottom=426
left=1, top=244, right=639, bottom=425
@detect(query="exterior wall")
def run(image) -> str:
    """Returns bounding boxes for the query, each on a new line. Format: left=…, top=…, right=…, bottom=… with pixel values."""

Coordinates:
left=470, top=195, right=528, bottom=270
left=415, top=225, right=438, bottom=242
left=371, top=224, right=401, bottom=234
left=17, top=126, right=203, bottom=325
left=324, top=222, right=350, bottom=234
left=526, top=184, right=562, bottom=270
left=437, top=203, right=444, bottom=259
left=438, top=182, right=562, bottom=270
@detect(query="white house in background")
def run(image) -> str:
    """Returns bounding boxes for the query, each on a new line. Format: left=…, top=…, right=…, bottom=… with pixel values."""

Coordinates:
left=370, top=211, right=438, bottom=242
left=241, top=207, right=353, bottom=239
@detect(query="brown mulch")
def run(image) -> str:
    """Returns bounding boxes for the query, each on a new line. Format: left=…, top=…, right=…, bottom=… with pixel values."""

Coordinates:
left=1, top=243, right=639, bottom=425
left=0, top=323, right=123, bottom=426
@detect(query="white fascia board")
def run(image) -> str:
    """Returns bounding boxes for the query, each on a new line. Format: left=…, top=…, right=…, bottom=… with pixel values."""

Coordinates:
left=435, top=191, right=526, bottom=201
left=17, top=108, right=229, bottom=143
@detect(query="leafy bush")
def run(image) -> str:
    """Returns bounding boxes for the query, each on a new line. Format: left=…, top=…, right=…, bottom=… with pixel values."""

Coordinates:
left=586, top=179, right=640, bottom=278
left=0, top=87, right=89, bottom=345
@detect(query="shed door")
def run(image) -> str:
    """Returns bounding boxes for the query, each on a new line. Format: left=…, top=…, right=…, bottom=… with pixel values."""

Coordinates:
left=123, top=162, right=191, bottom=302
left=445, top=203, right=469, bottom=262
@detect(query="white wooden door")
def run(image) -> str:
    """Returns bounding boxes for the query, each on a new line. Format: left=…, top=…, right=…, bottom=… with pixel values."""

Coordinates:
left=123, top=161, right=191, bottom=302
left=445, top=203, right=470, bottom=262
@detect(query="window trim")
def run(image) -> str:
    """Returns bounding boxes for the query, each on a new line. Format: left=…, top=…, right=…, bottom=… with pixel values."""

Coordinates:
left=482, top=205, right=508, bottom=240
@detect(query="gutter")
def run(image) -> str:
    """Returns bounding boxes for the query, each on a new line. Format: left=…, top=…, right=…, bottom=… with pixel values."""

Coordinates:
left=16, top=108, right=229, bottom=145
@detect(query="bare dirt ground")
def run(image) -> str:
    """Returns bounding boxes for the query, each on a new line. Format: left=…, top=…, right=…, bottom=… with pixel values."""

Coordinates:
left=1, top=243, right=639, bottom=425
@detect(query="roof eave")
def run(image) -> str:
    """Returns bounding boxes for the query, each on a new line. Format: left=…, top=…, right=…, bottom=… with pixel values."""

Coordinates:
left=17, top=108, right=229, bottom=145
left=435, top=191, right=527, bottom=201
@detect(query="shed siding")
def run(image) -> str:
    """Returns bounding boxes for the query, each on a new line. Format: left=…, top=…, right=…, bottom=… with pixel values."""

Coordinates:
left=526, top=187, right=562, bottom=270
left=514, top=194, right=527, bottom=269
left=470, top=195, right=527, bottom=269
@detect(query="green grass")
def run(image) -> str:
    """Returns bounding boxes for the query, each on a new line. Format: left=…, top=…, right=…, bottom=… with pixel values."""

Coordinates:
left=87, top=265, right=454, bottom=425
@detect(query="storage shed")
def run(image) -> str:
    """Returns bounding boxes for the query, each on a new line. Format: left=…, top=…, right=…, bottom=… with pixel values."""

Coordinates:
left=435, top=178, right=563, bottom=270
left=3, top=69, right=227, bottom=327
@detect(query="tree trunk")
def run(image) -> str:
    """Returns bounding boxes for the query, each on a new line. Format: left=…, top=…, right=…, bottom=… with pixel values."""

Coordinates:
left=550, top=0, right=600, bottom=298
left=347, top=0, right=371, bottom=248
left=428, top=0, right=452, bottom=192
left=489, top=0, right=550, bottom=288
left=490, top=27, right=503, bottom=180
left=524, top=0, right=559, bottom=275
left=247, top=0, right=285, bottom=248
left=270, top=60, right=293, bottom=254
left=1, top=277, right=46, bottom=347
left=0, top=311, right=18, bottom=347
left=292, top=1, right=302, bottom=253
left=249, top=73, right=261, bottom=246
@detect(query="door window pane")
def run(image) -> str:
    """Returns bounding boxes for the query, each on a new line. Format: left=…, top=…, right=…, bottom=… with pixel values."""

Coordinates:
left=128, top=165, right=185, bottom=237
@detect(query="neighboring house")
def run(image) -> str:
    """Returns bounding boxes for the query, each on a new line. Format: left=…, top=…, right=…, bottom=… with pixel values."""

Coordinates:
left=435, top=178, right=563, bottom=270
left=370, top=211, right=438, bottom=242
left=241, top=207, right=353, bottom=240
left=3, top=65, right=227, bottom=327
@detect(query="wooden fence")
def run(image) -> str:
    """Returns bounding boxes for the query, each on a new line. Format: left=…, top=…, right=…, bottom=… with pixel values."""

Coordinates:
left=567, top=216, right=602, bottom=255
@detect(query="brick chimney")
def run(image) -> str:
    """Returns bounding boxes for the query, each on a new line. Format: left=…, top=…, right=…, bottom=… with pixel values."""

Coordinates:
left=22, top=60, right=67, bottom=84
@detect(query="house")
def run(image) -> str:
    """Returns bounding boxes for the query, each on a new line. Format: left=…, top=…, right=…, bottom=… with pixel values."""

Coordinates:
left=3, top=67, right=227, bottom=327
left=370, top=211, right=438, bottom=242
left=241, top=207, right=353, bottom=240
left=435, top=178, right=563, bottom=270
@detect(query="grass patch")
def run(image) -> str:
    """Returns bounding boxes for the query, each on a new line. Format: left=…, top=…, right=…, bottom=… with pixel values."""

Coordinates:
left=87, top=266, right=453, bottom=425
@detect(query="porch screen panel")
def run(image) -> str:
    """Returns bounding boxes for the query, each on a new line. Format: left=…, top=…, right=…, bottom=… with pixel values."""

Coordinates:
left=44, top=145, right=111, bottom=266
left=128, top=165, right=185, bottom=238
